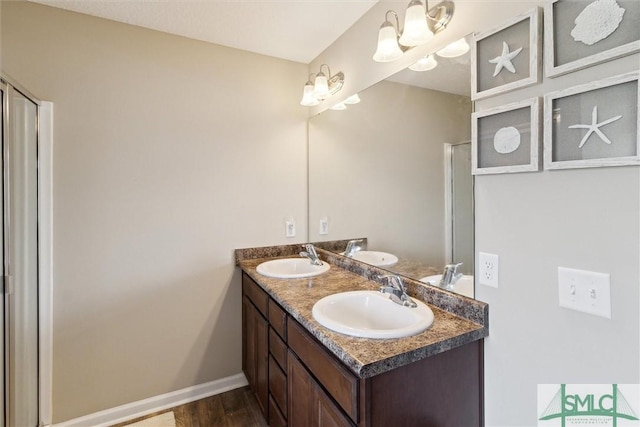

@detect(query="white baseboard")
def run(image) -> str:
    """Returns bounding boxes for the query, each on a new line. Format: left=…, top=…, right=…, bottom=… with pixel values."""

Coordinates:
left=53, top=373, right=249, bottom=427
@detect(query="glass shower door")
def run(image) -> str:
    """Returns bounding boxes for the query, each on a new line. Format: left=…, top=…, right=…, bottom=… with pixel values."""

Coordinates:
left=4, top=85, right=39, bottom=427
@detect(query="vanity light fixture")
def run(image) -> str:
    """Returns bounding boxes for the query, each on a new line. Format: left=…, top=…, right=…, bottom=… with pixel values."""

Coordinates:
left=435, top=37, right=470, bottom=58
left=373, top=0, right=455, bottom=63
left=329, top=102, right=347, bottom=111
left=299, top=64, right=345, bottom=107
left=409, top=54, right=438, bottom=71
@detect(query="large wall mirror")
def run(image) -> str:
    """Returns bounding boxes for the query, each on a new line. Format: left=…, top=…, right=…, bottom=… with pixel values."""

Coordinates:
left=308, top=35, right=475, bottom=298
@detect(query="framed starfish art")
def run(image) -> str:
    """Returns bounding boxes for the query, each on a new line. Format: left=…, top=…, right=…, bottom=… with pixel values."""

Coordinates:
left=544, top=71, right=640, bottom=169
left=471, top=8, right=541, bottom=100
left=545, top=0, right=640, bottom=78
left=472, top=98, right=541, bottom=175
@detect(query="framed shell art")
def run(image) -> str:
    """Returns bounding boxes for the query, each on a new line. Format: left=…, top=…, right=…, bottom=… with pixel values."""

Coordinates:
left=545, top=0, right=640, bottom=77
left=544, top=71, right=640, bottom=170
left=471, top=8, right=541, bottom=100
left=472, top=98, right=541, bottom=175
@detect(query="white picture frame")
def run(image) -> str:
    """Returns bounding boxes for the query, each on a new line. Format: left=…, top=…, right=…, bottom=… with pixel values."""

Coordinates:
left=545, top=0, right=640, bottom=78
left=471, top=8, right=541, bottom=100
left=472, top=98, right=541, bottom=175
left=544, top=71, right=640, bottom=170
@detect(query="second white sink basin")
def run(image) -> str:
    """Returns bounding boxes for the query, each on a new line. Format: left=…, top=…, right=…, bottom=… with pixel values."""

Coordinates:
left=420, top=275, right=474, bottom=298
left=256, top=258, right=330, bottom=279
left=312, top=290, right=434, bottom=339
left=350, top=250, right=398, bottom=267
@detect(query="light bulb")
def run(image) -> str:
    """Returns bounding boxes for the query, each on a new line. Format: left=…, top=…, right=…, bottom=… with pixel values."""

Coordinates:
left=399, top=0, right=433, bottom=46
left=373, top=21, right=403, bottom=62
left=313, top=73, right=330, bottom=100
left=343, top=94, right=361, bottom=105
left=436, top=38, right=470, bottom=58
left=409, top=54, right=438, bottom=71
left=300, top=82, right=319, bottom=106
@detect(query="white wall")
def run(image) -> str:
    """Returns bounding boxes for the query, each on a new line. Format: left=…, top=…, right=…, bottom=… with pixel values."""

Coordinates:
left=314, top=1, right=640, bottom=425
left=1, top=2, right=308, bottom=422
left=475, top=52, right=640, bottom=426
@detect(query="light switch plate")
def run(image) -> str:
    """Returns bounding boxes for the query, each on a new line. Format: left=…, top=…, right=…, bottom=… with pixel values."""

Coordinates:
left=558, top=267, right=611, bottom=319
left=285, top=219, right=296, bottom=238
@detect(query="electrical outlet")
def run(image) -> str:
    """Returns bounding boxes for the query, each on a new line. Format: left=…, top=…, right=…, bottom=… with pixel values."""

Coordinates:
left=479, top=252, right=499, bottom=288
left=558, top=267, right=611, bottom=319
left=319, top=217, right=329, bottom=235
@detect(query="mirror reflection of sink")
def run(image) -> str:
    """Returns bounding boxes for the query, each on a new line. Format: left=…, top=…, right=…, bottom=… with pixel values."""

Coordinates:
left=350, top=251, right=398, bottom=267
left=256, top=258, right=330, bottom=279
left=420, top=275, right=474, bottom=298
left=312, top=290, right=434, bottom=339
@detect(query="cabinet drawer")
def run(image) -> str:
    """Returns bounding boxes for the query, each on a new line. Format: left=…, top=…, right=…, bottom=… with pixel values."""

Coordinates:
left=242, top=273, right=268, bottom=317
left=270, top=327, right=287, bottom=371
left=287, top=319, right=358, bottom=422
left=269, top=356, right=288, bottom=417
left=269, top=300, right=287, bottom=341
left=269, top=395, right=287, bottom=427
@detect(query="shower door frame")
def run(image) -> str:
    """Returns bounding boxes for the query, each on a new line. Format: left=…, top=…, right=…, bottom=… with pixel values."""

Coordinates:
left=1, top=73, right=53, bottom=427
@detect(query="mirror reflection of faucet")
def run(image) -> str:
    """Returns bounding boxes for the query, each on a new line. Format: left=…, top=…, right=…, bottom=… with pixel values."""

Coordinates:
left=439, top=262, right=464, bottom=290
left=344, top=239, right=365, bottom=257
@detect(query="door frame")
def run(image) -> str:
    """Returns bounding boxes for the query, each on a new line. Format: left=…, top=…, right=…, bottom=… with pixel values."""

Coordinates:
left=1, top=74, right=53, bottom=427
left=443, top=140, right=474, bottom=267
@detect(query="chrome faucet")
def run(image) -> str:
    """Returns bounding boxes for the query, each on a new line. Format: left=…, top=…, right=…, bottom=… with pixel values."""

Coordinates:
left=378, top=274, right=417, bottom=308
left=439, top=262, right=463, bottom=290
left=300, top=244, right=323, bottom=266
left=344, top=239, right=364, bottom=257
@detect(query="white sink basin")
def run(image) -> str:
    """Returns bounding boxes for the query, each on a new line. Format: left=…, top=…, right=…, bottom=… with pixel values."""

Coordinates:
left=312, top=290, right=434, bottom=339
left=420, top=275, right=474, bottom=298
left=350, top=251, right=398, bottom=267
left=256, top=258, right=330, bottom=279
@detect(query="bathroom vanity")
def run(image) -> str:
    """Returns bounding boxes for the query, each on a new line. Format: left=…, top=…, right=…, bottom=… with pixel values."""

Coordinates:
left=237, top=245, right=488, bottom=427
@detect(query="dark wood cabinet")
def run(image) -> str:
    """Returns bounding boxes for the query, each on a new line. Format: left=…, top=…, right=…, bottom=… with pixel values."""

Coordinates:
left=242, top=272, right=484, bottom=427
left=288, top=351, right=353, bottom=427
left=242, top=286, right=269, bottom=418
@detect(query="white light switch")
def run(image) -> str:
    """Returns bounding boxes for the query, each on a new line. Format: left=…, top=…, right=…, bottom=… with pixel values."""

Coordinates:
left=558, top=267, right=611, bottom=319
left=319, top=217, right=329, bottom=235
left=285, top=218, right=296, bottom=238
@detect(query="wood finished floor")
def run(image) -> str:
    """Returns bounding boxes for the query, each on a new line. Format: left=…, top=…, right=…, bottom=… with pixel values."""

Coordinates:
left=111, top=386, right=268, bottom=427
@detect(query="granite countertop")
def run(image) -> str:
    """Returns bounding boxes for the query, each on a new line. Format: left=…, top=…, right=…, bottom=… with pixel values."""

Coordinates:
left=236, top=245, right=489, bottom=379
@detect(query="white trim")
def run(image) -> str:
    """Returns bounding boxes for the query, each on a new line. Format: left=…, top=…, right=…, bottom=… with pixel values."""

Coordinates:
left=38, top=101, right=54, bottom=427
left=443, top=144, right=453, bottom=266
left=52, top=373, right=249, bottom=427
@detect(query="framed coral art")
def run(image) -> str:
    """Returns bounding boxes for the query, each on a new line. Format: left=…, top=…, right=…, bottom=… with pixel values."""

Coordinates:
left=545, top=0, right=640, bottom=78
left=472, top=98, right=540, bottom=175
left=544, top=71, right=640, bottom=169
left=471, top=8, right=541, bottom=100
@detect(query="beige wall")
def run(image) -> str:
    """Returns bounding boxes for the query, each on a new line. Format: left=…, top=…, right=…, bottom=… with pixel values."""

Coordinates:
left=309, top=80, right=471, bottom=265
left=1, top=2, right=308, bottom=422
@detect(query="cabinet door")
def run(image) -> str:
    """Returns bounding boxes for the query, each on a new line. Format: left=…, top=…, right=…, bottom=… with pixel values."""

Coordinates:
left=288, top=351, right=353, bottom=427
left=242, top=295, right=269, bottom=418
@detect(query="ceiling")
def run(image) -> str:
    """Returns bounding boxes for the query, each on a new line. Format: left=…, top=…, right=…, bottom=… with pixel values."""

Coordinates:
left=28, top=0, right=379, bottom=64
